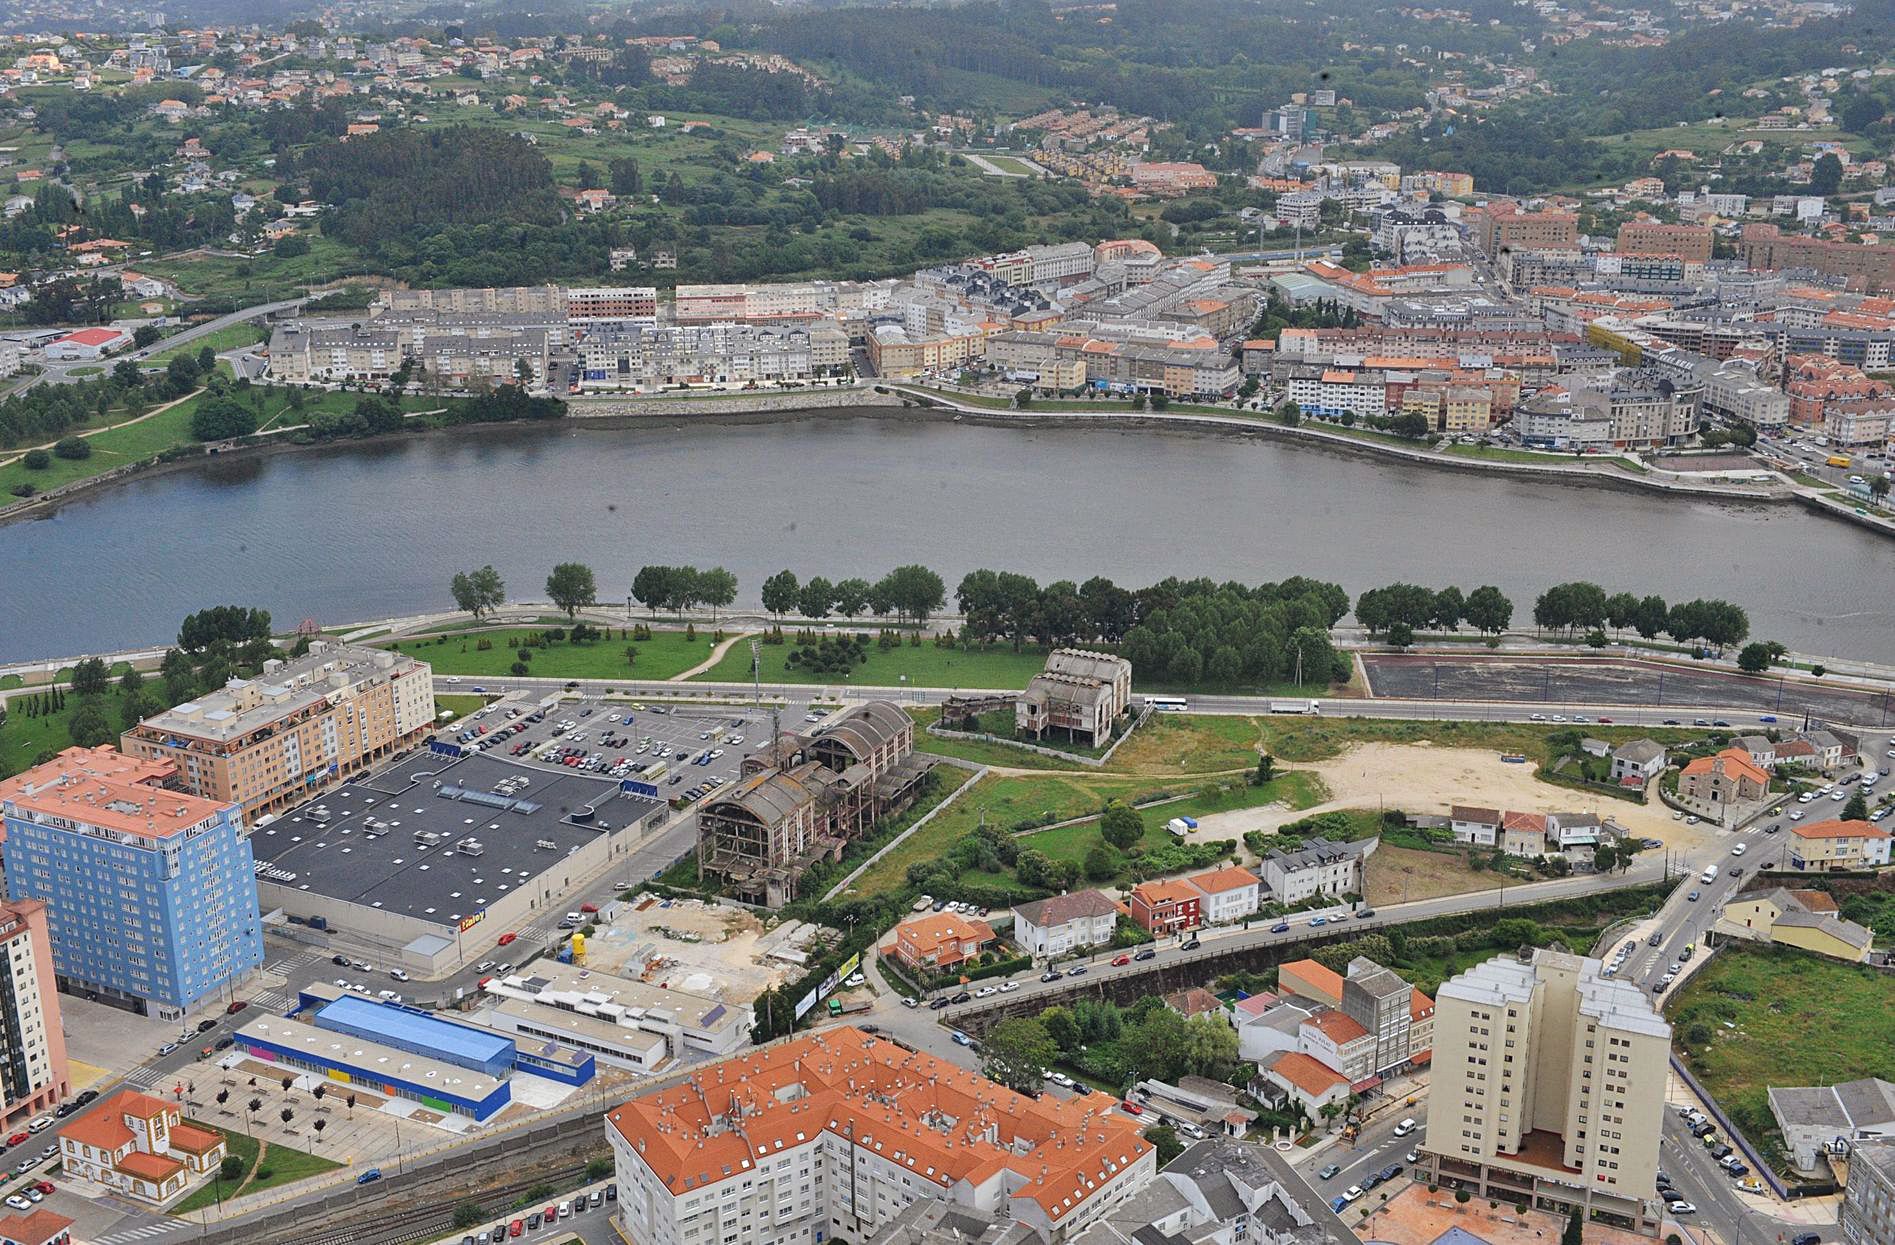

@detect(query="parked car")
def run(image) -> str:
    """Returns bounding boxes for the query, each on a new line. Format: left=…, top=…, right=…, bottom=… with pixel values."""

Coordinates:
left=1318, top=1164, right=1341, bottom=1180
left=355, top=1168, right=383, bottom=1186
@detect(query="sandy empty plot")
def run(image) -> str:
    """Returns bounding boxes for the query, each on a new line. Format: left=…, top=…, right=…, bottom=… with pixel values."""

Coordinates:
left=1311, top=741, right=1722, bottom=852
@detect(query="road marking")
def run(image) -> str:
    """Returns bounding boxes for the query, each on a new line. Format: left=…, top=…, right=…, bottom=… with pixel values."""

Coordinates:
left=93, top=1218, right=192, bottom=1243
left=249, top=988, right=294, bottom=1011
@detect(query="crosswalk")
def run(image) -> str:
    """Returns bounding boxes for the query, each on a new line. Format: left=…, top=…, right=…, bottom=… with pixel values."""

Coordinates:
left=118, top=1065, right=167, bottom=1090
left=248, top=987, right=294, bottom=1012
left=94, top=1218, right=193, bottom=1245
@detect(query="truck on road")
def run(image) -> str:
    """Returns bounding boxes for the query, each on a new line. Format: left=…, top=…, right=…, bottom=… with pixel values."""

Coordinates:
left=1269, top=699, right=1320, bottom=715
left=827, top=998, right=872, bottom=1017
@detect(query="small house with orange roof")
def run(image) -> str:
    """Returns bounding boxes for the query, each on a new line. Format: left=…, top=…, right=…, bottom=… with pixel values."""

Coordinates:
left=1276, top=958, right=1343, bottom=1008
left=1254, top=1049, right=1351, bottom=1116
left=0, top=1208, right=74, bottom=1245
left=1185, top=864, right=1261, bottom=924
left=1678, top=748, right=1770, bottom=809
left=887, top=911, right=995, bottom=974
left=57, top=1091, right=225, bottom=1205
left=1128, top=879, right=1201, bottom=934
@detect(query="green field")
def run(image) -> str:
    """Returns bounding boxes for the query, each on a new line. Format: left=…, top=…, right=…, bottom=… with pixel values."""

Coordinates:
left=691, top=636, right=1057, bottom=689
left=389, top=627, right=731, bottom=682
left=847, top=758, right=1323, bottom=899
left=1247, top=715, right=1697, bottom=765
left=147, top=322, right=269, bottom=365
left=977, top=153, right=1043, bottom=177
left=1668, top=943, right=1895, bottom=1176
left=170, top=1120, right=340, bottom=1213
left=140, top=234, right=374, bottom=303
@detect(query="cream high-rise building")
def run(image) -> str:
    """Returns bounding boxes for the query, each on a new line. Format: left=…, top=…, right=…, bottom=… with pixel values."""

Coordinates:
left=122, top=642, right=434, bottom=825
left=1420, top=949, right=1670, bottom=1235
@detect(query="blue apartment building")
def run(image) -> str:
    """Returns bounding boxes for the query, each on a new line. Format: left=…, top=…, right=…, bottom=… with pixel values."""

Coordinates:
left=0, top=747, right=264, bottom=1019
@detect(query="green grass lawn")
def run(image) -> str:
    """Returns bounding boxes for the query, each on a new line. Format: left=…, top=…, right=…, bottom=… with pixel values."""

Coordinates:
left=434, top=693, right=493, bottom=721
left=0, top=687, right=150, bottom=778
left=977, top=153, right=1042, bottom=176
left=691, top=636, right=1055, bottom=689
left=389, top=627, right=732, bottom=682
left=0, top=393, right=205, bottom=498
left=848, top=766, right=1321, bottom=899
left=140, top=234, right=372, bottom=303
left=170, top=1120, right=339, bottom=1213
left=1249, top=715, right=1698, bottom=765
left=147, top=322, right=269, bottom=366
left=1668, top=943, right=1895, bottom=1176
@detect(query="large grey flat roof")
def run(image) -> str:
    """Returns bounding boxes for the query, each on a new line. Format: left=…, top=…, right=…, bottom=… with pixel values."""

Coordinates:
left=252, top=750, right=661, bottom=924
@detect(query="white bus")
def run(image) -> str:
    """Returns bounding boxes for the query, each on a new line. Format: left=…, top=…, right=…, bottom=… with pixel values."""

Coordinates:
left=1145, top=696, right=1189, bottom=713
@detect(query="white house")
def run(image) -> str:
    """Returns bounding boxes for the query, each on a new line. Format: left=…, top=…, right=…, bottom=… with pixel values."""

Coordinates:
left=1260, top=837, right=1374, bottom=905
left=1609, top=740, right=1668, bottom=785
left=1009, top=890, right=1121, bottom=958
left=1449, top=805, right=1501, bottom=846
left=1232, top=994, right=1310, bottom=1063
left=1186, top=865, right=1261, bottom=925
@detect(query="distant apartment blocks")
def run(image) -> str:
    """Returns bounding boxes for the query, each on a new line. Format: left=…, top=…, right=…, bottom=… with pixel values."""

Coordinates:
left=121, top=641, right=435, bottom=825
left=1742, top=224, right=1895, bottom=295
left=1469, top=202, right=1579, bottom=256
left=0, top=899, right=67, bottom=1126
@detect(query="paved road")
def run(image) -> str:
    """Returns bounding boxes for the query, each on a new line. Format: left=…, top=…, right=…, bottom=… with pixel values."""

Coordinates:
left=6, top=297, right=302, bottom=394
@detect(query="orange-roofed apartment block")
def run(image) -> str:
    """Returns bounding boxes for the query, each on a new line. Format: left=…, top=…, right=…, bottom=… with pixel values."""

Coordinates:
left=1788, top=818, right=1894, bottom=872
left=888, top=912, right=997, bottom=975
left=1185, top=866, right=1261, bottom=925
left=57, top=1091, right=227, bottom=1206
left=605, top=1027, right=1156, bottom=1245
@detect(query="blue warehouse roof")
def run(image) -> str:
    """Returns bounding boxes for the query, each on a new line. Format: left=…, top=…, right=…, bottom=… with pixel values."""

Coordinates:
left=315, top=992, right=514, bottom=1071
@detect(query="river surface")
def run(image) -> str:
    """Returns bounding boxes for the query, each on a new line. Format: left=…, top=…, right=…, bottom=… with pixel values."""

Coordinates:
left=3, top=416, right=1892, bottom=664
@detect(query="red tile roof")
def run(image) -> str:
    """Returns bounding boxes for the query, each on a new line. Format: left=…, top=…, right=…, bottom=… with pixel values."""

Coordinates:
left=607, top=1028, right=1150, bottom=1223
left=1792, top=818, right=1889, bottom=841
left=1188, top=865, right=1259, bottom=895
left=1264, top=1051, right=1349, bottom=1098
left=1305, top=1008, right=1371, bottom=1044
left=115, top=1151, right=183, bottom=1183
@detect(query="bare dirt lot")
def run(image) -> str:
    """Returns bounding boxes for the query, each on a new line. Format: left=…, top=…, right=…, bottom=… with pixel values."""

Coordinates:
left=1310, top=741, right=1722, bottom=853
left=1364, top=844, right=1505, bottom=905
left=584, top=896, right=821, bottom=998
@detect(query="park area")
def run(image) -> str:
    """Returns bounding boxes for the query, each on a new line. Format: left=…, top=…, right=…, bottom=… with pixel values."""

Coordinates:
left=171, top=1119, right=340, bottom=1213
left=386, top=625, right=730, bottom=682
left=1667, top=943, right=1895, bottom=1176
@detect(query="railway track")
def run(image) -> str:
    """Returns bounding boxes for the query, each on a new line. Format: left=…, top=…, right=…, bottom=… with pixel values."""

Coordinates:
left=294, top=1161, right=593, bottom=1245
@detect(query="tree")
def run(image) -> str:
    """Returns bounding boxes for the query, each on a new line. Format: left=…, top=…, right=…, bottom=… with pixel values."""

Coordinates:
left=70, top=656, right=110, bottom=696
left=881, top=565, right=947, bottom=625
left=1461, top=585, right=1513, bottom=636
left=132, top=324, right=162, bottom=348
left=280, top=1106, right=295, bottom=1129
left=980, top=1018, right=1055, bottom=1094
left=1810, top=152, right=1844, bottom=197
left=21, top=449, right=50, bottom=471
left=1255, top=752, right=1276, bottom=784
left=1736, top=642, right=1776, bottom=675
left=1562, top=1207, right=1583, bottom=1245
left=449, top=565, right=506, bottom=619
left=53, top=436, right=91, bottom=460
left=190, top=396, right=259, bottom=441
left=67, top=700, right=113, bottom=747
left=1039, top=1005, right=1080, bottom=1051
left=832, top=577, right=872, bottom=618
left=1276, top=401, right=1301, bottom=426
left=799, top=576, right=835, bottom=621
left=698, top=567, right=737, bottom=619
left=1084, top=844, right=1116, bottom=880
left=1845, top=790, right=1871, bottom=822
left=632, top=565, right=675, bottom=616
left=1100, top=800, right=1144, bottom=850
left=545, top=563, right=597, bottom=618
left=1142, top=1124, right=1184, bottom=1166
left=761, top=570, right=800, bottom=619
left=453, top=1204, right=485, bottom=1230
left=1387, top=621, right=1414, bottom=649
left=220, top=1154, right=245, bottom=1181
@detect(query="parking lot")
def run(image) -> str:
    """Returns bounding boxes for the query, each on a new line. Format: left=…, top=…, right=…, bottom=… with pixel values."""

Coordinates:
left=443, top=694, right=834, bottom=810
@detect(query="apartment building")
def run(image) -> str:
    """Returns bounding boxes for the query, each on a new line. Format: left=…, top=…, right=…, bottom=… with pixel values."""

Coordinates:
left=1841, top=1139, right=1895, bottom=1245
left=1516, top=369, right=1699, bottom=450
left=1743, top=224, right=1895, bottom=295
left=578, top=322, right=840, bottom=391
left=606, top=1028, right=1157, bottom=1245
left=1787, top=818, right=1893, bottom=873
left=1826, top=398, right=1895, bottom=448
left=673, top=282, right=834, bottom=324
left=0, top=900, right=66, bottom=1126
left=1186, top=866, right=1262, bottom=926
left=1614, top=221, right=1713, bottom=263
left=121, top=642, right=435, bottom=826
left=267, top=319, right=554, bottom=389
left=566, top=286, right=658, bottom=326
left=1470, top=203, right=1579, bottom=256
left=0, top=749, right=263, bottom=1018
left=374, top=284, right=566, bottom=315
left=1421, top=950, right=1670, bottom=1234
left=867, top=324, right=987, bottom=379
left=1016, top=650, right=1132, bottom=748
